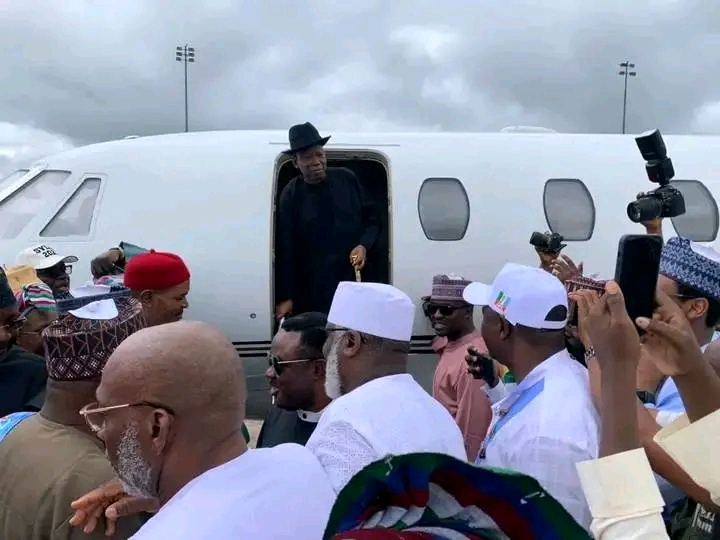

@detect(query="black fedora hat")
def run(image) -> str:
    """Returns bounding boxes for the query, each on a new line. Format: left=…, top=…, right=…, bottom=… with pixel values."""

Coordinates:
left=283, top=122, right=331, bottom=155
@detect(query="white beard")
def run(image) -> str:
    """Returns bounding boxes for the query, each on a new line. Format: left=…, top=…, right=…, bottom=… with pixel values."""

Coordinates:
left=324, top=338, right=343, bottom=400
left=115, top=424, right=155, bottom=499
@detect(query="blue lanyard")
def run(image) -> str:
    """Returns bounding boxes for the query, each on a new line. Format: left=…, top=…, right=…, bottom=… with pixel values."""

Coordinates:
left=0, top=411, right=34, bottom=444
left=476, top=379, right=545, bottom=462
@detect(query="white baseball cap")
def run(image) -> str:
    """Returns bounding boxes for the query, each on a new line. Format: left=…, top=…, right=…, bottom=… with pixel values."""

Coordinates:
left=463, top=263, right=568, bottom=330
left=15, top=244, right=78, bottom=270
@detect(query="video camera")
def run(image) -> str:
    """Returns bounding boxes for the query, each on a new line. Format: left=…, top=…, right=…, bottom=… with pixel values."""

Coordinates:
left=529, top=231, right=566, bottom=254
left=626, top=129, right=686, bottom=223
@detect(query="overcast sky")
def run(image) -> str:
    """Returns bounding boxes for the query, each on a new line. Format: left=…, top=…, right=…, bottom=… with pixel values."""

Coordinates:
left=1, top=0, right=720, bottom=172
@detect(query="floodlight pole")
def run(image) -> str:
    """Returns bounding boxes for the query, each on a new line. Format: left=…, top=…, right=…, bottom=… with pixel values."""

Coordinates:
left=618, top=61, right=637, bottom=134
left=175, top=44, right=196, bottom=133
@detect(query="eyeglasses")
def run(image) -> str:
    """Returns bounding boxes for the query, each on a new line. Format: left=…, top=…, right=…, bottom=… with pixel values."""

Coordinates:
left=37, top=264, right=72, bottom=278
left=268, top=354, right=322, bottom=376
left=79, top=401, right=175, bottom=433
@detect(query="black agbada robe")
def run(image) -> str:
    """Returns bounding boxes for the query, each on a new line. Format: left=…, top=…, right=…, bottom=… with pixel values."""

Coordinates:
left=276, top=167, right=380, bottom=315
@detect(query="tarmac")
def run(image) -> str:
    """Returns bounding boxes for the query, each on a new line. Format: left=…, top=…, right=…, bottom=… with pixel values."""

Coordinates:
left=246, top=419, right=263, bottom=448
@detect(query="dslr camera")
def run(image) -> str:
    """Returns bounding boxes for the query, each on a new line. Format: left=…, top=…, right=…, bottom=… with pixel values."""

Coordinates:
left=626, top=129, right=686, bottom=223
left=529, top=231, right=566, bottom=254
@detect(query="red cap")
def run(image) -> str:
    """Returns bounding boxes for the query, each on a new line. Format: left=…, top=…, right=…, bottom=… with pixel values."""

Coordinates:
left=124, top=250, right=190, bottom=291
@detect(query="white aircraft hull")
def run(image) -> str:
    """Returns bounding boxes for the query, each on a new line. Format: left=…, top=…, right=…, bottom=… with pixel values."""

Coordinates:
left=1, top=130, right=718, bottom=417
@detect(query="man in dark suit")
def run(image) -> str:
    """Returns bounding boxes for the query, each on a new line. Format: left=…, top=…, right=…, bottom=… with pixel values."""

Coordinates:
left=275, top=122, right=380, bottom=319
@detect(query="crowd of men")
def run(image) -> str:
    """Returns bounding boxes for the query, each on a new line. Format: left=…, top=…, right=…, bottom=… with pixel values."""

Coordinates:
left=0, top=122, right=719, bottom=539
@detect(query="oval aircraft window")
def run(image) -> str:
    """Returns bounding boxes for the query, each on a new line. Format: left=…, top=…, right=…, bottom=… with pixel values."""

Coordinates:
left=417, top=177, right=470, bottom=241
left=543, top=179, right=595, bottom=241
left=669, top=180, right=719, bottom=242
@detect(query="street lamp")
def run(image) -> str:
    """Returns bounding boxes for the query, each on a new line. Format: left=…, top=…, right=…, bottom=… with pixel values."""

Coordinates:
left=175, top=44, right=196, bottom=133
left=618, top=61, right=637, bottom=134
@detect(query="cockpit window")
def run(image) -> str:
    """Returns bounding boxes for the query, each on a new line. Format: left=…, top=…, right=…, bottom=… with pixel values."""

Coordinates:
left=0, top=170, right=73, bottom=240
left=40, top=178, right=102, bottom=238
left=0, top=169, right=29, bottom=192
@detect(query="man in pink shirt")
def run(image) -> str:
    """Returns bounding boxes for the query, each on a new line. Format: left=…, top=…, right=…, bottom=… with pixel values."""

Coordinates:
left=425, top=274, right=494, bottom=460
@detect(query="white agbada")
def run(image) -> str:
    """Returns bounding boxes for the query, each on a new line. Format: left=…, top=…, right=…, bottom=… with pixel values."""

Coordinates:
left=130, top=444, right=335, bottom=539
left=306, top=282, right=467, bottom=493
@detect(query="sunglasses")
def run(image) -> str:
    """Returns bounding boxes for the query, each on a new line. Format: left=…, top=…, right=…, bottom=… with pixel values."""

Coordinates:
left=423, top=303, right=460, bottom=317
left=268, top=354, right=322, bottom=376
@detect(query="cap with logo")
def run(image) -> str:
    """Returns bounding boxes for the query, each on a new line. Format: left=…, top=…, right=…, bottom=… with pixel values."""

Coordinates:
left=15, top=244, right=78, bottom=270
left=463, top=263, right=568, bottom=330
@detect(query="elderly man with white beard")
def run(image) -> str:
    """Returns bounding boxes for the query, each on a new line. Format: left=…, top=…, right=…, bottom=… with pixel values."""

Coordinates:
left=306, top=281, right=467, bottom=493
left=74, top=320, right=335, bottom=539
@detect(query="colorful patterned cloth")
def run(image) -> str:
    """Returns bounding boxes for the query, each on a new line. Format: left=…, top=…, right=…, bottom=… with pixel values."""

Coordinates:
left=324, top=453, right=590, bottom=540
left=660, top=236, right=720, bottom=301
left=429, top=274, right=472, bottom=304
left=15, top=282, right=56, bottom=318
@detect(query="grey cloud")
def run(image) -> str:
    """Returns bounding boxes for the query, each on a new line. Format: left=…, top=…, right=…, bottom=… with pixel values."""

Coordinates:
left=1, top=0, right=720, bottom=147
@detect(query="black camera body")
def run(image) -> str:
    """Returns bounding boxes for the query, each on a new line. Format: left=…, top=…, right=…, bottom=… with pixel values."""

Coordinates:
left=529, top=231, right=566, bottom=253
left=627, top=129, right=686, bottom=223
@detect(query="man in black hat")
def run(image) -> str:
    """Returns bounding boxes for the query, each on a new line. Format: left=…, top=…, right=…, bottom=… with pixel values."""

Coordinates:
left=275, top=122, right=380, bottom=319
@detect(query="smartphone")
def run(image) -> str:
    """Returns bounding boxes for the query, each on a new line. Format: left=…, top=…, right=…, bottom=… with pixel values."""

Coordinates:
left=613, top=234, right=664, bottom=332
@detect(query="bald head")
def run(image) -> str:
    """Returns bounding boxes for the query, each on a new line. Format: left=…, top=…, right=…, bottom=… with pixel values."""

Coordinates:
left=101, top=320, right=246, bottom=429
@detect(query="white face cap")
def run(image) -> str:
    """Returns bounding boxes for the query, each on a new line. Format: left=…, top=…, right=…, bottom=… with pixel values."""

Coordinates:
left=328, top=282, right=415, bottom=341
left=463, top=263, right=568, bottom=330
left=15, top=244, right=78, bottom=270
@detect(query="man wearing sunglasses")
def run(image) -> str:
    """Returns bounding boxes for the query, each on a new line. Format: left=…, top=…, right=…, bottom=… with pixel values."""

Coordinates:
left=424, top=274, right=499, bottom=462
left=256, top=312, right=331, bottom=448
left=15, top=244, right=78, bottom=298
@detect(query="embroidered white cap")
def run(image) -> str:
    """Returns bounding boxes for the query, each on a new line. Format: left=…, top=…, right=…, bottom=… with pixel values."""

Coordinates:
left=68, top=284, right=118, bottom=320
left=328, top=281, right=415, bottom=341
left=15, top=244, right=78, bottom=270
left=463, top=263, right=568, bottom=330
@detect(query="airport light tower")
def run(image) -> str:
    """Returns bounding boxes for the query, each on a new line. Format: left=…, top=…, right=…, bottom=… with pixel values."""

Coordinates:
left=618, top=61, right=637, bottom=134
left=176, top=44, right=196, bottom=133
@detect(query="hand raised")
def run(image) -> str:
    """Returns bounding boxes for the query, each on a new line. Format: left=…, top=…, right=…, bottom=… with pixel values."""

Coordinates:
left=570, top=281, right=641, bottom=368
left=635, top=290, right=704, bottom=377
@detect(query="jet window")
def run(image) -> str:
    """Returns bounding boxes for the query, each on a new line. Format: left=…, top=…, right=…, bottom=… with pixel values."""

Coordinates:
left=0, top=169, right=29, bottom=192
left=669, top=180, right=719, bottom=242
left=0, top=170, right=73, bottom=240
left=417, top=177, right=470, bottom=241
left=40, top=178, right=102, bottom=238
left=543, top=178, right=595, bottom=241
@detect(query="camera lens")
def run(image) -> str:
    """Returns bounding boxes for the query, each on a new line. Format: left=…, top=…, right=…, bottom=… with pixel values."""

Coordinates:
left=626, top=197, right=662, bottom=223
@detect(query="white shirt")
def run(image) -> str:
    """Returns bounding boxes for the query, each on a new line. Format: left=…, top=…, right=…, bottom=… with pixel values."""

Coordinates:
left=130, top=444, right=335, bottom=539
left=306, top=373, right=467, bottom=493
left=477, top=350, right=600, bottom=530
left=577, top=408, right=720, bottom=539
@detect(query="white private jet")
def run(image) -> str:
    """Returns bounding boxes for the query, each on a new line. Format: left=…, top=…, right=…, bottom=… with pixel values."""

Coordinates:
left=0, top=128, right=717, bottom=417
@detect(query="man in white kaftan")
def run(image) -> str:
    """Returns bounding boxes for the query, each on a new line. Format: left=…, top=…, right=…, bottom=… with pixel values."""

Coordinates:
left=306, top=281, right=467, bottom=493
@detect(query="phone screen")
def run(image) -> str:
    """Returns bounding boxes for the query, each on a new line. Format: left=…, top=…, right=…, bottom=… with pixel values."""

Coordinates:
left=613, top=234, right=664, bottom=330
